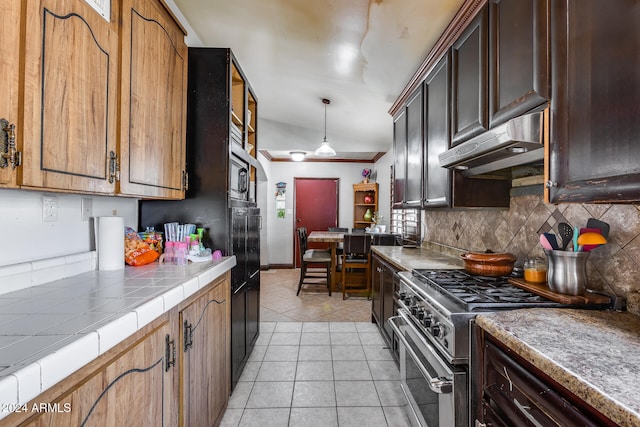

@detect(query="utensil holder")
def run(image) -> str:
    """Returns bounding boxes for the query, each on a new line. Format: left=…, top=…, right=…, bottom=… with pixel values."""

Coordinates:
left=544, top=250, right=590, bottom=295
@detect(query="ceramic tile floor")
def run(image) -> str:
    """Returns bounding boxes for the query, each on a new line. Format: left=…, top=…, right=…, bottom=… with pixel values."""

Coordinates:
left=220, top=321, right=411, bottom=427
left=259, top=269, right=372, bottom=323
left=220, top=269, right=410, bottom=427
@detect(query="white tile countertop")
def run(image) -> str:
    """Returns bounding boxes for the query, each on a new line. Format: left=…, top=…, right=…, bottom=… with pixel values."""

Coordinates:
left=0, top=256, right=236, bottom=419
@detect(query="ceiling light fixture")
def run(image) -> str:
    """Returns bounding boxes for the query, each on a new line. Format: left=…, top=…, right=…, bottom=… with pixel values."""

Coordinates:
left=314, top=98, right=336, bottom=157
left=289, top=151, right=306, bottom=162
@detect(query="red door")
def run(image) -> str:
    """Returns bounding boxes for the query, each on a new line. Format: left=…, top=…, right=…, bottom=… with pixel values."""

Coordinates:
left=294, top=178, right=339, bottom=267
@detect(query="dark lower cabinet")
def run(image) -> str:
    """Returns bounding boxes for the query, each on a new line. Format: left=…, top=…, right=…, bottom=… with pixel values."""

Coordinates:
left=371, top=254, right=399, bottom=360
left=472, top=324, right=616, bottom=426
left=547, top=0, right=640, bottom=203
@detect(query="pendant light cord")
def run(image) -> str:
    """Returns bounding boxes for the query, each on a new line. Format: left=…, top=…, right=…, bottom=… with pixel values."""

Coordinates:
left=323, top=99, right=328, bottom=142
left=322, top=98, right=330, bottom=142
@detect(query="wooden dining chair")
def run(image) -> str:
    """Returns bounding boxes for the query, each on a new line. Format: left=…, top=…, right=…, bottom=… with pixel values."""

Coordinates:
left=296, top=227, right=332, bottom=296
left=328, top=227, right=348, bottom=270
left=341, top=234, right=372, bottom=300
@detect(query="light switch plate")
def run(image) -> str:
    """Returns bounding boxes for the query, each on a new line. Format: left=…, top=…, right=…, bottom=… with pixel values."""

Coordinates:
left=42, top=196, right=58, bottom=222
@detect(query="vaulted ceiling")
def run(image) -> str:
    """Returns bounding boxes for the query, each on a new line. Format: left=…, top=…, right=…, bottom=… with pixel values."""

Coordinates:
left=166, top=0, right=466, bottom=160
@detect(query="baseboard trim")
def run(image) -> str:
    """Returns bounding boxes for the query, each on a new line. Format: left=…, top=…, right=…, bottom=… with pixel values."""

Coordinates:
left=261, top=264, right=294, bottom=270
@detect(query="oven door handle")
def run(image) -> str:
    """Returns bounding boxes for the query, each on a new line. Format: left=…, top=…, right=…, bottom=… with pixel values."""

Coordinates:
left=388, top=314, right=453, bottom=394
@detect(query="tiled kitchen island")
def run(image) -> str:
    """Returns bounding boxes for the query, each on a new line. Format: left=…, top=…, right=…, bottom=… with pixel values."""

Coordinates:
left=0, top=255, right=235, bottom=424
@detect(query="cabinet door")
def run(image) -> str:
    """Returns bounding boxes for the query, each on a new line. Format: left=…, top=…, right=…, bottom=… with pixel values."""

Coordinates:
left=392, top=110, right=407, bottom=208
left=424, top=53, right=451, bottom=208
left=451, top=6, right=488, bottom=146
left=381, top=263, right=396, bottom=342
left=24, top=322, right=177, bottom=426
left=231, top=286, right=247, bottom=388
left=20, top=0, right=118, bottom=193
left=547, top=0, right=640, bottom=203
left=405, top=89, right=424, bottom=208
left=0, top=0, right=21, bottom=188
left=246, top=272, right=260, bottom=350
left=488, top=0, right=549, bottom=128
left=182, top=280, right=229, bottom=426
left=119, top=0, right=187, bottom=199
left=371, top=256, right=383, bottom=325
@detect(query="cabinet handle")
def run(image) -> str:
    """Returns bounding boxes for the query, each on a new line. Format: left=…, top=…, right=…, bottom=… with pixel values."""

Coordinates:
left=0, top=118, right=21, bottom=169
left=182, top=170, right=189, bottom=191
left=183, top=320, right=193, bottom=352
left=108, top=151, right=120, bottom=183
left=165, top=334, right=176, bottom=371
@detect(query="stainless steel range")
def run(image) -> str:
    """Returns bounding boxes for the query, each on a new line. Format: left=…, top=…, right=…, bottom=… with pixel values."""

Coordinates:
left=389, top=268, right=610, bottom=427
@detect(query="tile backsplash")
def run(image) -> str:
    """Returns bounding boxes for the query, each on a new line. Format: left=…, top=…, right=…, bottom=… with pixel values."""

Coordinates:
left=423, top=194, right=640, bottom=300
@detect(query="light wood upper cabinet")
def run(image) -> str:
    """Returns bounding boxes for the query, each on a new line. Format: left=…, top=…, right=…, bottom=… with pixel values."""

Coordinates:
left=118, top=0, right=188, bottom=199
left=19, top=0, right=119, bottom=194
left=0, top=0, right=21, bottom=188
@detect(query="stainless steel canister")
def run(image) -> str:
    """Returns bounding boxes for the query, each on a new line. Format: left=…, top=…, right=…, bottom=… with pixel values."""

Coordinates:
left=544, top=250, right=590, bottom=295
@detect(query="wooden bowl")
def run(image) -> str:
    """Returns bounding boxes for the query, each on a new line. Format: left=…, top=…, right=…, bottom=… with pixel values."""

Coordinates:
left=461, top=251, right=517, bottom=276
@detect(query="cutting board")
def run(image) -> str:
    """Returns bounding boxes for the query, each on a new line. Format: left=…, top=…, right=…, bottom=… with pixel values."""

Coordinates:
left=508, top=278, right=612, bottom=305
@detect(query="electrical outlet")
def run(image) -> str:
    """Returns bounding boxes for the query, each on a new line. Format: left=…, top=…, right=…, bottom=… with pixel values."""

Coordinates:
left=81, top=198, right=93, bottom=221
left=43, top=196, right=58, bottom=222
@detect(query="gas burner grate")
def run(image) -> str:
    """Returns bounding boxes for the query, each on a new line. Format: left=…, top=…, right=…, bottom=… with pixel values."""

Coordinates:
left=411, top=269, right=560, bottom=310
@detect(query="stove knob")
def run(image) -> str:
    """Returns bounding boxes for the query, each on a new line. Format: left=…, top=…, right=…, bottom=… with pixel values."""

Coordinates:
left=410, top=305, right=419, bottom=316
left=398, top=292, right=407, bottom=300
left=432, top=322, right=445, bottom=339
left=422, top=315, right=432, bottom=328
left=416, top=309, right=425, bottom=320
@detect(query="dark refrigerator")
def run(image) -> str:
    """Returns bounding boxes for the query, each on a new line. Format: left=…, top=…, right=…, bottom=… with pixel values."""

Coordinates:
left=230, top=204, right=261, bottom=386
left=139, top=47, right=262, bottom=391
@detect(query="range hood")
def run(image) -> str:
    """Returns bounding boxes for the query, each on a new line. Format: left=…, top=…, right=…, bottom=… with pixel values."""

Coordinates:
left=439, top=109, right=547, bottom=177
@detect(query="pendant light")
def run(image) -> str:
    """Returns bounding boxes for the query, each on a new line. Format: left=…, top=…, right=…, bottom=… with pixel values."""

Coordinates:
left=314, top=98, right=336, bottom=157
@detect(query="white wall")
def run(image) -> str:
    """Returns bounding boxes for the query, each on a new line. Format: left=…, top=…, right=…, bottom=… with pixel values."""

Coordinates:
left=263, top=157, right=392, bottom=266
left=0, top=189, right=138, bottom=267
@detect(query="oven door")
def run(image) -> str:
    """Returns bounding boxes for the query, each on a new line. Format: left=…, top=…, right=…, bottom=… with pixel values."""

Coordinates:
left=389, top=309, right=468, bottom=427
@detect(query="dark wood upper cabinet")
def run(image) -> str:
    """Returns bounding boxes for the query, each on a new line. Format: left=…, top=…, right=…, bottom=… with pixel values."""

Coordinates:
left=392, top=109, right=407, bottom=208
left=405, top=89, right=424, bottom=208
left=424, top=51, right=511, bottom=209
left=547, top=0, right=640, bottom=203
left=451, top=5, right=489, bottom=146
left=423, top=53, right=451, bottom=207
left=488, top=0, right=550, bottom=128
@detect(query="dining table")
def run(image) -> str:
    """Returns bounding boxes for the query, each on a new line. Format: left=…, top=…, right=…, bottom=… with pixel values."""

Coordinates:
left=307, top=230, right=345, bottom=294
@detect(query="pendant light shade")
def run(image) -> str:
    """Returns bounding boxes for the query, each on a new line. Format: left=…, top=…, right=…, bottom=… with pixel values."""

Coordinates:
left=314, top=98, right=336, bottom=157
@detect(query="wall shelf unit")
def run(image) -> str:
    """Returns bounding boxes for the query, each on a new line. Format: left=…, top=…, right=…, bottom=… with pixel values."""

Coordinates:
left=353, top=182, right=379, bottom=230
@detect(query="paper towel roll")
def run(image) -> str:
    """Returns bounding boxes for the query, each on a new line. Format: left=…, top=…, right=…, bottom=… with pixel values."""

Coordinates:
left=96, top=216, right=124, bottom=270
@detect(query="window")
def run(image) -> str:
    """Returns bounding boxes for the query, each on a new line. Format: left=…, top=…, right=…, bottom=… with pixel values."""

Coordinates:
left=390, top=209, right=421, bottom=247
